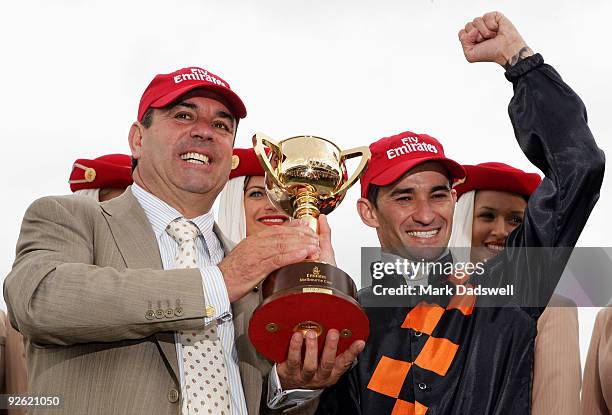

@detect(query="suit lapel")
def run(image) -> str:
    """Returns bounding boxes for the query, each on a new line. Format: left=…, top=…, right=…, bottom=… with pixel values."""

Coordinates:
left=100, top=188, right=162, bottom=270
left=101, top=188, right=180, bottom=384
left=213, top=223, right=234, bottom=256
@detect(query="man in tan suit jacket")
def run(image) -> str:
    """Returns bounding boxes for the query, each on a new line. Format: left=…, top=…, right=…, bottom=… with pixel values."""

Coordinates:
left=4, top=189, right=271, bottom=414
left=3, top=67, right=362, bottom=414
left=0, top=153, right=133, bottom=415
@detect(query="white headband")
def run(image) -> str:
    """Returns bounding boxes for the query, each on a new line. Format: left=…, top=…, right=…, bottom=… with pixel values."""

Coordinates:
left=216, top=176, right=247, bottom=244
left=448, top=190, right=475, bottom=264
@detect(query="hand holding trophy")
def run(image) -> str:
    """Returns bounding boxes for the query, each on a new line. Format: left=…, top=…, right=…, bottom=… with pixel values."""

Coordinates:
left=248, top=133, right=371, bottom=363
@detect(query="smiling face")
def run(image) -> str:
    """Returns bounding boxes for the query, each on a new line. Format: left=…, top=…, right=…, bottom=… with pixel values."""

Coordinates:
left=243, top=176, right=289, bottom=236
left=470, top=190, right=527, bottom=263
left=129, top=90, right=236, bottom=217
left=357, top=162, right=456, bottom=261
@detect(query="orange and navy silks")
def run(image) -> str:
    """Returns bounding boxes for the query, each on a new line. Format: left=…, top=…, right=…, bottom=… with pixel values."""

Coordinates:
left=318, top=258, right=539, bottom=415
left=315, top=54, right=605, bottom=414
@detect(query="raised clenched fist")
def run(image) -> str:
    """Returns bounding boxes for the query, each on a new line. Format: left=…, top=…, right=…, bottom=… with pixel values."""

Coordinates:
left=458, top=12, right=533, bottom=68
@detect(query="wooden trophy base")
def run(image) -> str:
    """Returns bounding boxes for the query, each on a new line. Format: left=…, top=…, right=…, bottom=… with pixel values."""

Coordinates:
left=248, top=261, right=370, bottom=363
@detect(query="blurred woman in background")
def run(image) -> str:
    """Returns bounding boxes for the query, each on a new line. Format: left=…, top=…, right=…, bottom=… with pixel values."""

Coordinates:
left=217, top=148, right=289, bottom=243
left=69, top=153, right=133, bottom=201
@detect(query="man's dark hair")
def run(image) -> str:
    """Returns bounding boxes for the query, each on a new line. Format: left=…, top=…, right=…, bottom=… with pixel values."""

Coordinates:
left=141, top=108, right=154, bottom=129
left=132, top=108, right=155, bottom=171
left=367, top=184, right=381, bottom=207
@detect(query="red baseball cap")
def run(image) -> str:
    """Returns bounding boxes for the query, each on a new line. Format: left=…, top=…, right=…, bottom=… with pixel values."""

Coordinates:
left=137, top=67, right=247, bottom=121
left=360, top=131, right=465, bottom=198
left=454, top=162, right=542, bottom=199
left=69, top=154, right=133, bottom=192
left=229, top=148, right=265, bottom=179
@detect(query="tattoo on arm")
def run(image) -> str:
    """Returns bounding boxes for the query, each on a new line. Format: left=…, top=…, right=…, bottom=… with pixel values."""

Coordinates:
left=503, top=46, right=534, bottom=70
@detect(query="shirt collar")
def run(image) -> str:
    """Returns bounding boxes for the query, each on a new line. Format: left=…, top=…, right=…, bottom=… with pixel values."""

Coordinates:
left=131, top=182, right=215, bottom=239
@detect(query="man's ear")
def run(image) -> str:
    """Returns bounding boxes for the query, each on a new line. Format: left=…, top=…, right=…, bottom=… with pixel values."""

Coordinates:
left=450, top=188, right=458, bottom=204
left=128, top=122, right=144, bottom=161
left=357, top=197, right=380, bottom=229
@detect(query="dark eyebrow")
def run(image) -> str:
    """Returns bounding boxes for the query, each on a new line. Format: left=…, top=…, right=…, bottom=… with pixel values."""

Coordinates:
left=478, top=206, right=524, bottom=216
left=431, top=185, right=451, bottom=193
left=216, top=110, right=236, bottom=127
left=389, top=187, right=414, bottom=197
left=245, top=185, right=265, bottom=191
left=167, top=102, right=236, bottom=127
left=170, top=102, right=198, bottom=111
left=388, top=184, right=450, bottom=198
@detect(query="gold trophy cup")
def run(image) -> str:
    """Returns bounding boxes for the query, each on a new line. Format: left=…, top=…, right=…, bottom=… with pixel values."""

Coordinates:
left=248, top=133, right=371, bottom=363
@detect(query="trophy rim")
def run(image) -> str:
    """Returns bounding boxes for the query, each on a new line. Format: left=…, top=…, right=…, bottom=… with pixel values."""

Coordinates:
left=278, top=135, right=342, bottom=153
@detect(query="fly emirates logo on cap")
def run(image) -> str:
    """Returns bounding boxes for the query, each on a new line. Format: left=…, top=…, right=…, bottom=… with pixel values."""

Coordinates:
left=386, top=135, right=439, bottom=160
left=173, top=68, right=228, bottom=87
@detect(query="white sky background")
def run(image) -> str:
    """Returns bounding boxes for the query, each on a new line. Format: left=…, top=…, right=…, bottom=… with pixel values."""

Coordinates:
left=1, top=0, right=610, bottom=368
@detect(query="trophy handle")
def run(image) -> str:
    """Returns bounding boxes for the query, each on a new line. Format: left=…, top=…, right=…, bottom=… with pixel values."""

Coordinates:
left=332, top=146, right=371, bottom=197
left=253, top=133, right=284, bottom=189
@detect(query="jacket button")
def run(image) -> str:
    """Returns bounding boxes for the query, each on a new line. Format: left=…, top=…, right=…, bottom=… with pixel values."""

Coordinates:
left=165, top=309, right=174, bottom=318
left=155, top=309, right=164, bottom=319
left=167, top=388, right=179, bottom=403
left=414, top=331, right=423, bottom=337
left=145, top=310, right=155, bottom=320
left=175, top=307, right=184, bottom=317
left=418, top=382, right=427, bottom=390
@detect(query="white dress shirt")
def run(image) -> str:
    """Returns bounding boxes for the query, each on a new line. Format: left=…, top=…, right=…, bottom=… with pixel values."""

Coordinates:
left=132, top=183, right=247, bottom=415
